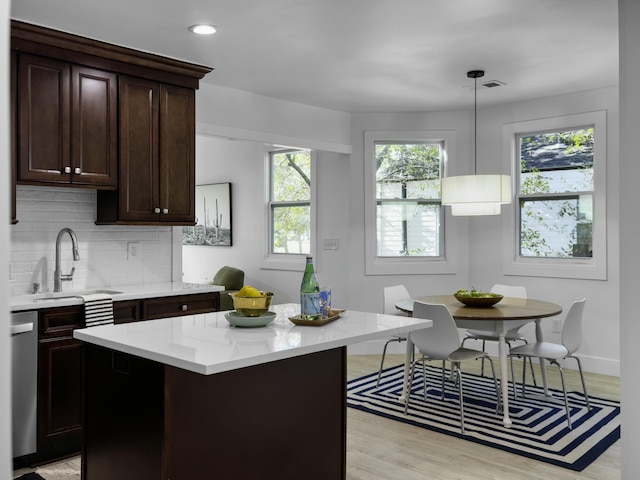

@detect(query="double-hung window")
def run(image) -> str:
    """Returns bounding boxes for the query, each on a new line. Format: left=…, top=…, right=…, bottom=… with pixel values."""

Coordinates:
left=375, top=142, right=443, bottom=257
left=268, top=148, right=313, bottom=256
left=364, top=130, right=458, bottom=275
left=502, top=111, right=607, bottom=279
left=518, top=128, right=594, bottom=258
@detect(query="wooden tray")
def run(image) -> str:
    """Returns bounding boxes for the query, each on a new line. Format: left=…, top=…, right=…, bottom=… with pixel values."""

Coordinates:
left=289, top=309, right=346, bottom=326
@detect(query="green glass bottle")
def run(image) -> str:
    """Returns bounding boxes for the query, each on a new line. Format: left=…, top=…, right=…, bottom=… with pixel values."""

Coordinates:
left=300, top=255, right=320, bottom=319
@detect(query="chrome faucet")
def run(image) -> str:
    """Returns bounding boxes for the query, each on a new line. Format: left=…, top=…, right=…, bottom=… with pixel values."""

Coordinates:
left=54, top=228, right=80, bottom=292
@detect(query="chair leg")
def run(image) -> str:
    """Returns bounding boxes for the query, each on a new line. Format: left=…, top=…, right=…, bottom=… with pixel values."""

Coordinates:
left=440, top=360, right=447, bottom=401
left=455, top=365, right=465, bottom=433
left=509, top=355, right=517, bottom=400
left=528, top=357, right=538, bottom=386
left=486, top=356, right=502, bottom=414
left=570, top=355, right=591, bottom=410
left=552, top=360, right=572, bottom=430
left=376, top=337, right=403, bottom=388
left=521, top=355, right=528, bottom=398
left=404, top=358, right=417, bottom=415
left=519, top=339, right=538, bottom=387
left=480, top=339, right=486, bottom=376
left=422, top=358, right=428, bottom=402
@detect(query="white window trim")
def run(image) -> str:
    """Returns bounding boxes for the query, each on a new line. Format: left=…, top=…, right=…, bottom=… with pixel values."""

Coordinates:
left=501, top=110, right=607, bottom=280
left=364, top=130, right=459, bottom=275
left=260, top=147, right=317, bottom=272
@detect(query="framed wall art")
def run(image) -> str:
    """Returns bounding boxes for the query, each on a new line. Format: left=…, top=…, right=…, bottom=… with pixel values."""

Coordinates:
left=183, top=183, right=232, bottom=246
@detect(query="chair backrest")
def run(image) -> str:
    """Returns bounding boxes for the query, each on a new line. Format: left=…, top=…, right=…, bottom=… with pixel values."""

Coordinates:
left=490, top=284, right=527, bottom=299
left=562, top=298, right=587, bottom=354
left=383, top=285, right=410, bottom=315
left=409, top=302, right=461, bottom=359
left=213, top=266, right=245, bottom=290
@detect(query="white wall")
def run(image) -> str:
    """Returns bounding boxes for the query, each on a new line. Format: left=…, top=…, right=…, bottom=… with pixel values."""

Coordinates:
left=619, top=0, right=639, bottom=478
left=182, top=135, right=352, bottom=308
left=186, top=89, right=622, bottom=371
left=196, top=83, right=352, bottom=153
left=469, top=87, right=620, bottom=376
left=347, top=111, right=472, bottom=311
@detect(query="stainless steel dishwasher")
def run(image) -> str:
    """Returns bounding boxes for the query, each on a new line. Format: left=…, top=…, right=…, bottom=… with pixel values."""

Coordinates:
left=11, top=311, right=38, bottom=458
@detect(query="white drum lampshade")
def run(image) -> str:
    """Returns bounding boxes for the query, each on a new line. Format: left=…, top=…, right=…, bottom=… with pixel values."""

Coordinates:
left=442, top=174, right=511, bottom=216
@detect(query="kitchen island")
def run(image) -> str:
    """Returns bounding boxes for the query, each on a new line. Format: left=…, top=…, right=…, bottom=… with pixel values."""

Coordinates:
left=74, top=303, right=431, bottom=480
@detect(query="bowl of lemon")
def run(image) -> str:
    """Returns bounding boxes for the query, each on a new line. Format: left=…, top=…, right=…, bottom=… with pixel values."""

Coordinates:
left=231, top=286, right=274, bottom=317
left=454, top=289, right=503, bottom=307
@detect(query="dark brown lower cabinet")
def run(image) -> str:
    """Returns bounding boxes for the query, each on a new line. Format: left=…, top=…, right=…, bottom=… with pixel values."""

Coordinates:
left=82, top=344, right=347, bottom=480
left=35, top=304, right=85, bottom=463
left=37, top=336, right=84, bottom=462
left=33, top=292, right=218, bottom=465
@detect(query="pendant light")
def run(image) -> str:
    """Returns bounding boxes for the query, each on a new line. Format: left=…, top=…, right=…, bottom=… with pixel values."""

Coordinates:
left=441, top=70, right=511, bottom=216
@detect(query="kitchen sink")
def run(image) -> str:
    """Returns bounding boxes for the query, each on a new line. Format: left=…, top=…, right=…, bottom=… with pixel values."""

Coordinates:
left=33, top=289, right=123, bottom=302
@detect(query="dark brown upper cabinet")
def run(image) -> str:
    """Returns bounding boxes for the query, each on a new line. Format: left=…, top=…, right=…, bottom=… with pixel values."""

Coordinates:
left=11, top=20, right=212, bottom=226
left=96, top=76, right=196, bottom=225
left=16, top=53, right=118, bottom=188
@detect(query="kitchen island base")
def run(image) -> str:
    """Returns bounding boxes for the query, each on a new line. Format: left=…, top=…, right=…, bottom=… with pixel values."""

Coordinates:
left=82, top=343, right=346, bottom=480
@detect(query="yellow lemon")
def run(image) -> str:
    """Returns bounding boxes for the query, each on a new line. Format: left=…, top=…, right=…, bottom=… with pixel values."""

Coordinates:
left=239, top=285, right=262, bottom=297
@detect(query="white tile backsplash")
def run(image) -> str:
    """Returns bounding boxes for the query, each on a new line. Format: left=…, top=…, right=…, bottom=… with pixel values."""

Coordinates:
left=10, top=186, right=173, bottom=296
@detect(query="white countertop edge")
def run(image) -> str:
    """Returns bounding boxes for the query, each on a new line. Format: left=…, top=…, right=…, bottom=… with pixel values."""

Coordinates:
left=73, top=306, right=432, bottom=375
left=75, top=323, right=429, bottom=375
left=10, top=282, right=224, bottom=311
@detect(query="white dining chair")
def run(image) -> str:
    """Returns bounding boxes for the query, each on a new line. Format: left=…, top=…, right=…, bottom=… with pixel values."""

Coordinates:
left=377, top=285, right=410, bottom=388
left=460, top=284, right=538, bottom=396
left=508, top=298, right=589, bottom=430
left=404, top=301, right=501, bottom=434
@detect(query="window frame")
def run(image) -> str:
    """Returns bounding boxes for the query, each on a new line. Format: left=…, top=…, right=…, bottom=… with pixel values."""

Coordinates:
left=502, top=110, right=607, bottom=280
left=262, top=147, right=317, bottom=272
left=364, top=130, right=460, bottom=275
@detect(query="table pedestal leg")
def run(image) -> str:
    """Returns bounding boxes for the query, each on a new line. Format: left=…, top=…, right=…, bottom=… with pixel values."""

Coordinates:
left=498, top=334, right=512, bottom=428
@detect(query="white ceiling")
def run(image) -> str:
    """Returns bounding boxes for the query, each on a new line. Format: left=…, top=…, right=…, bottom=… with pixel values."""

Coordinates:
left=11, top=0, right=619, bottom=113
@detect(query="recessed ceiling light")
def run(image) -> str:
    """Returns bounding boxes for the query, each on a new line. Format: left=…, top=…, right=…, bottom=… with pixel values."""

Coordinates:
left=188, top=24, right=217, bottom=35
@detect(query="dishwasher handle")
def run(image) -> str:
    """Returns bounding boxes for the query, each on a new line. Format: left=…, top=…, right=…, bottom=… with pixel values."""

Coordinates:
left=11, top=322, right=35, bottom=336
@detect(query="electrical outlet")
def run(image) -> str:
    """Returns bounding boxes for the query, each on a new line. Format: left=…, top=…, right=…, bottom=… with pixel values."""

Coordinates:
left=127, top=242, right=139, bottom=260
left=552, top=318, right=562, bottom=333
left=323, top=238, right=339, bottom=250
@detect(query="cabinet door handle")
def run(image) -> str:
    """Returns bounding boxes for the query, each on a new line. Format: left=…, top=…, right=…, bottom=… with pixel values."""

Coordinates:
left=74, top=167, right=82, bottom=174
left=154, top=208, right=161, bottom=214
left=163, top=208, right=169, bottom=214
left=181, top=304, right=188, bottom=311
left=64, top=166, right=72, bottom=174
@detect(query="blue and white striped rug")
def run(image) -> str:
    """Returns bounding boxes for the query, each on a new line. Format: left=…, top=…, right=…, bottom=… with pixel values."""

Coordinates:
left=347, top=364, right=620, bottom=471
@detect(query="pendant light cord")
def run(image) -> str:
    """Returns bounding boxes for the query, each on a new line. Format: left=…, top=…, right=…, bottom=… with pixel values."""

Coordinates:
left=474, top=75, right=477, bottom=175
left=467, top=69, right=484, bottom=175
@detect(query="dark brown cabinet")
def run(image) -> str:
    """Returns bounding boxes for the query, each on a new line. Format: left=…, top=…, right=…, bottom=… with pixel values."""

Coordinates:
left=36, top=305, right=85, bottom=462
left=82, top=345, right=346, bottom=480
left=16, top=53, right=118, bottom=188
left=113, top=300, right=142, bottom=324
left=33, top=292, right=218, bottom=463
left=11, top=20, right=211, bottom=226
left=97, top=77, right=196, bottom=225
left=143, top=292, right=219, bottom=320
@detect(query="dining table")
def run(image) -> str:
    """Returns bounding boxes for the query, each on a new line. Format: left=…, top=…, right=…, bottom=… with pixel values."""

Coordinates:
left=395, top=294, right=563, bottom=428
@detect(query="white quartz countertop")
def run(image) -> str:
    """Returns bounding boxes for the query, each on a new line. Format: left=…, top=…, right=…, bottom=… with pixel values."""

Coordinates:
left=10, top=282, right=224, bottom=311
left=73, top=303, right=432, bottom=375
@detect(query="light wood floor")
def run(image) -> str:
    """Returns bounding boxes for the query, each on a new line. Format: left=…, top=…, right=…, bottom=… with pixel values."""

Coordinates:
left=346, top=354, right=620, bottom=480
